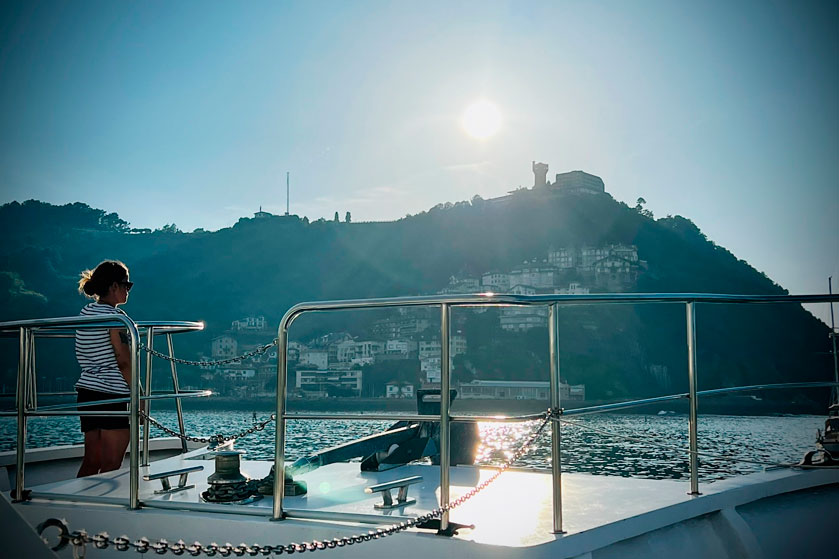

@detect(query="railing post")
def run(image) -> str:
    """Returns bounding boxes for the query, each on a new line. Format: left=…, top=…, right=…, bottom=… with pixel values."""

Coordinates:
left=14, top=327, right=29, bottom=501
left=26, top=330, right=37, bottom=411
left=548, top=303, right=565, bottom=533
left=439, top=303, right=452, bottom=533
left=273, top=319, right=290, bottom=520
left=166, top=333, right=188, bottom=453
left=129, top=321, right=140, bottom=509
left=142, top=327, right=154, bottom=466
left=686, top=301, right=700, bottom=495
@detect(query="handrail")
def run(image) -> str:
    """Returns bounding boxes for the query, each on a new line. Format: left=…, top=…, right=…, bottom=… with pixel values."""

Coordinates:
left=279, top=292, right=838, bottom=314
left=1, top=314, right=141, bottom=507
left=0, top=315, right=205, bottom=509
left=0, top=320, right=204, bottom=338
left=273, top=291, right=839, bottom=528
left=0, top=390, right=213, bottom=416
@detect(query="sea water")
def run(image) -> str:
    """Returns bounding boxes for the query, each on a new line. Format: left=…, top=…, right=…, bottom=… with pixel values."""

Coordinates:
left=0, top=412, right=823, bottom=483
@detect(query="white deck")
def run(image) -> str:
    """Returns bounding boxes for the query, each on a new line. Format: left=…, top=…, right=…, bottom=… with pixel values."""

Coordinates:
left=15, top=446, right=839, bottom=556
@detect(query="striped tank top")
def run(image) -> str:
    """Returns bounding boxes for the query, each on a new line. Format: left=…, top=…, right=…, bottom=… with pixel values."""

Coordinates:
left=75, top=302, right=131, bottom=394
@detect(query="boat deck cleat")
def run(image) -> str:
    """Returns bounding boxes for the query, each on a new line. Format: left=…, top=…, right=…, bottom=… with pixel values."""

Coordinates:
left=365, top=475, right=423, bottom=509
left=143, top=465, right=204, bottom=494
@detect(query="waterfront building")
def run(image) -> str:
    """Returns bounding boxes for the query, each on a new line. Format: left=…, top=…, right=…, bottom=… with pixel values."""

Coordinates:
left=295, top=368, right=363, bottom=396
left=459, top=379, right=585, bottom=401
left=385, top=382, right=415, bottom=399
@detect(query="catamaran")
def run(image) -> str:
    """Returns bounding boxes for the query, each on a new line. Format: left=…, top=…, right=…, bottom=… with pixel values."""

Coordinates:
left=2, top=292, right=838, bottom=558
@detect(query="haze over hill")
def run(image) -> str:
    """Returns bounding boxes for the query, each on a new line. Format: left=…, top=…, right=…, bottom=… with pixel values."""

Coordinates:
left=0, top=182, right=833, bottom=407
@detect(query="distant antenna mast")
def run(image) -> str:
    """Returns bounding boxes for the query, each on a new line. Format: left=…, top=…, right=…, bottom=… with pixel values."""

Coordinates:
left=286, top=171, right=290, bottom=216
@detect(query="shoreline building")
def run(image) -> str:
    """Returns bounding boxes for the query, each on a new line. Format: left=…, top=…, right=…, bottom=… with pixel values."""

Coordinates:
left=459, top=379, right=585, bottom=401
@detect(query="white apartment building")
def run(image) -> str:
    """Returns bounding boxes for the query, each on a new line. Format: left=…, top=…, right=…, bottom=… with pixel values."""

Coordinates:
left=481, top=272, right=510, bottom=292
left=510, top=284, right=536, bottom=296
left=419, top=336, right=466, bottom=360
left=220, top=367, right=257, bottom=380
left=421, top=357, right=442, bottom=383
left=385, top=340, right=417, bottom=355
left=385, top=382, right=415, bottom=399
left=295, top=368, right=363, bottom=395
left=547, top=248, right=576, bottom=269
left=499, top=306, right=549, bottom=331
left=230, top=315, right=267, bottom=331
left=580, top=245, right=638, bottom=270
left=554, top=282, right=589, bottom=295
left=459, top=380, right=586, bottom=401
left=335, top=340, right=357, bottom=363
left=580, top=247, right=611, bottom=270
left=508, top=266, right=556, bottom=289
left=212, top=335, right=238, bottom=359
left=299, top=349, right=328, bottom=370
left=440, top=276, right=481, bottom=294
left=356, top=341, right=384, bottom=360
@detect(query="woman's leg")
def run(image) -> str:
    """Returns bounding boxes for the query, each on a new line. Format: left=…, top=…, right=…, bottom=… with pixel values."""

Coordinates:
left=99, top=428, right=130, bottom=473
left=77, top=429, right=102, bottom=477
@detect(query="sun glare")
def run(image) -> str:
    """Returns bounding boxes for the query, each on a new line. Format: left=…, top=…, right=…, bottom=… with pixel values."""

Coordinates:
left=461, top=99, right=501, bottom=140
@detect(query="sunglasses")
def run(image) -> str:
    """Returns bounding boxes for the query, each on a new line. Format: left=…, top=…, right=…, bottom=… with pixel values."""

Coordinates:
left=119, top=281, right=134, bottom=292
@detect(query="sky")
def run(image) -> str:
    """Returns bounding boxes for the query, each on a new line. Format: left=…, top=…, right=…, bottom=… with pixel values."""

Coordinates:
left=0, top=0, right=837, bottom=322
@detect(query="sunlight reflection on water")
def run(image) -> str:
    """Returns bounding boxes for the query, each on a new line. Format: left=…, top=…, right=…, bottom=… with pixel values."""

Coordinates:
left=0, top=412, right=823, bottom=482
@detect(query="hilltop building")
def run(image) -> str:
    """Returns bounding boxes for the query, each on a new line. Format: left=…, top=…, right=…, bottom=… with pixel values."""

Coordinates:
left=552, top=170, right=605, bottom=194
left=254, top=206, right=273, bottom=219
left=532, top=161, right=549, bottom=188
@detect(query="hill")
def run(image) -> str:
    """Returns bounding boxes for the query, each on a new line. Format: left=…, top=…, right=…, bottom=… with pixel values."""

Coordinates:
left=0, top=193, right=832, bottom=407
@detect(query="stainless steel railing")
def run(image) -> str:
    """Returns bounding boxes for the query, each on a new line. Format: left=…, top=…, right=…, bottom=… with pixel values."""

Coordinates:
left=273, top=292, right=839, bottom=532
left=0, top=316, right=205, bottom=509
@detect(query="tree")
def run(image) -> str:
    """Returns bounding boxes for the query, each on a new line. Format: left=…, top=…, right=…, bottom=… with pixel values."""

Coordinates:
left=100, top=212, right=130, bottom=232
left=635, top=197, right=653, bottom=219
left=345, top=211, right=351, bottom=223
left=156, top=223, right=181, bottom=233
left=334, top=212, right=340, bottom=222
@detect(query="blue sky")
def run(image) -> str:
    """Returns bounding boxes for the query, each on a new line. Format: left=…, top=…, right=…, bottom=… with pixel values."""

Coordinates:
left=1, top=0, right=837, bottom=320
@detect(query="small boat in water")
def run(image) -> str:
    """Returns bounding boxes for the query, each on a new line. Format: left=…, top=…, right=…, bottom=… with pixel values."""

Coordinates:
left=1, top=291, right=838, bottom=559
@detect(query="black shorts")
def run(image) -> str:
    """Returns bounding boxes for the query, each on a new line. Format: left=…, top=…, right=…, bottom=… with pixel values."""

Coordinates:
left=77, top=388, right=129, bottom=432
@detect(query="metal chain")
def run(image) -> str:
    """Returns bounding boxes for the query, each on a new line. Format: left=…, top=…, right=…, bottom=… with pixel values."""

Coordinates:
left=142, top=412, right=277, bottom=445
left=140, top=339, right=279, bottom=367
left=40, top=408, right=560, bottom=557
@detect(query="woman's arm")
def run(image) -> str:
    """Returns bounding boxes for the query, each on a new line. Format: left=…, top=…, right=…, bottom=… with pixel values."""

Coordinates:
left=110, top=329, right=132, bottom=385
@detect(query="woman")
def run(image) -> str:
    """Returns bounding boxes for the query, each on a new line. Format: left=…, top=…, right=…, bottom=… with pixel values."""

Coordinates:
left=75, top=260, right=134, bottom=477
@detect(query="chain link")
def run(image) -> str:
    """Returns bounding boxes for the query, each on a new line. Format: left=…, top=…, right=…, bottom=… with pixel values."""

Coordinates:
left=142, top=412, right=277, bottom=445
left=140, top=339, right=279, bottom=367
left=41, top=408, right=561, bottom=557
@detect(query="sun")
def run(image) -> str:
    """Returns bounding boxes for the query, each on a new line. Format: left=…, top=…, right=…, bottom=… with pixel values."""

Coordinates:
left=461, top=99, right=501, bottom=140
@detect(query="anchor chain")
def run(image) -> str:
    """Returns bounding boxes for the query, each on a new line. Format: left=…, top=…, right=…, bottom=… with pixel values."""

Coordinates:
left=39, top=408, right=561, bottom=557
left=142, top=412, right=276, bottom=445
left=140, top=339, right=279, bottom=367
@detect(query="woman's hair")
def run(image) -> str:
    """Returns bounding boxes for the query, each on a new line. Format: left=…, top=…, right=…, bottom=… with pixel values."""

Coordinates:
left=78, top=260, right=129, bottom=299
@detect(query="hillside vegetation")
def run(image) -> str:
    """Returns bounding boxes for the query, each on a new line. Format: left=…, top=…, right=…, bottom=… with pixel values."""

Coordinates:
left=0, top=193, right=832, bottom=406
